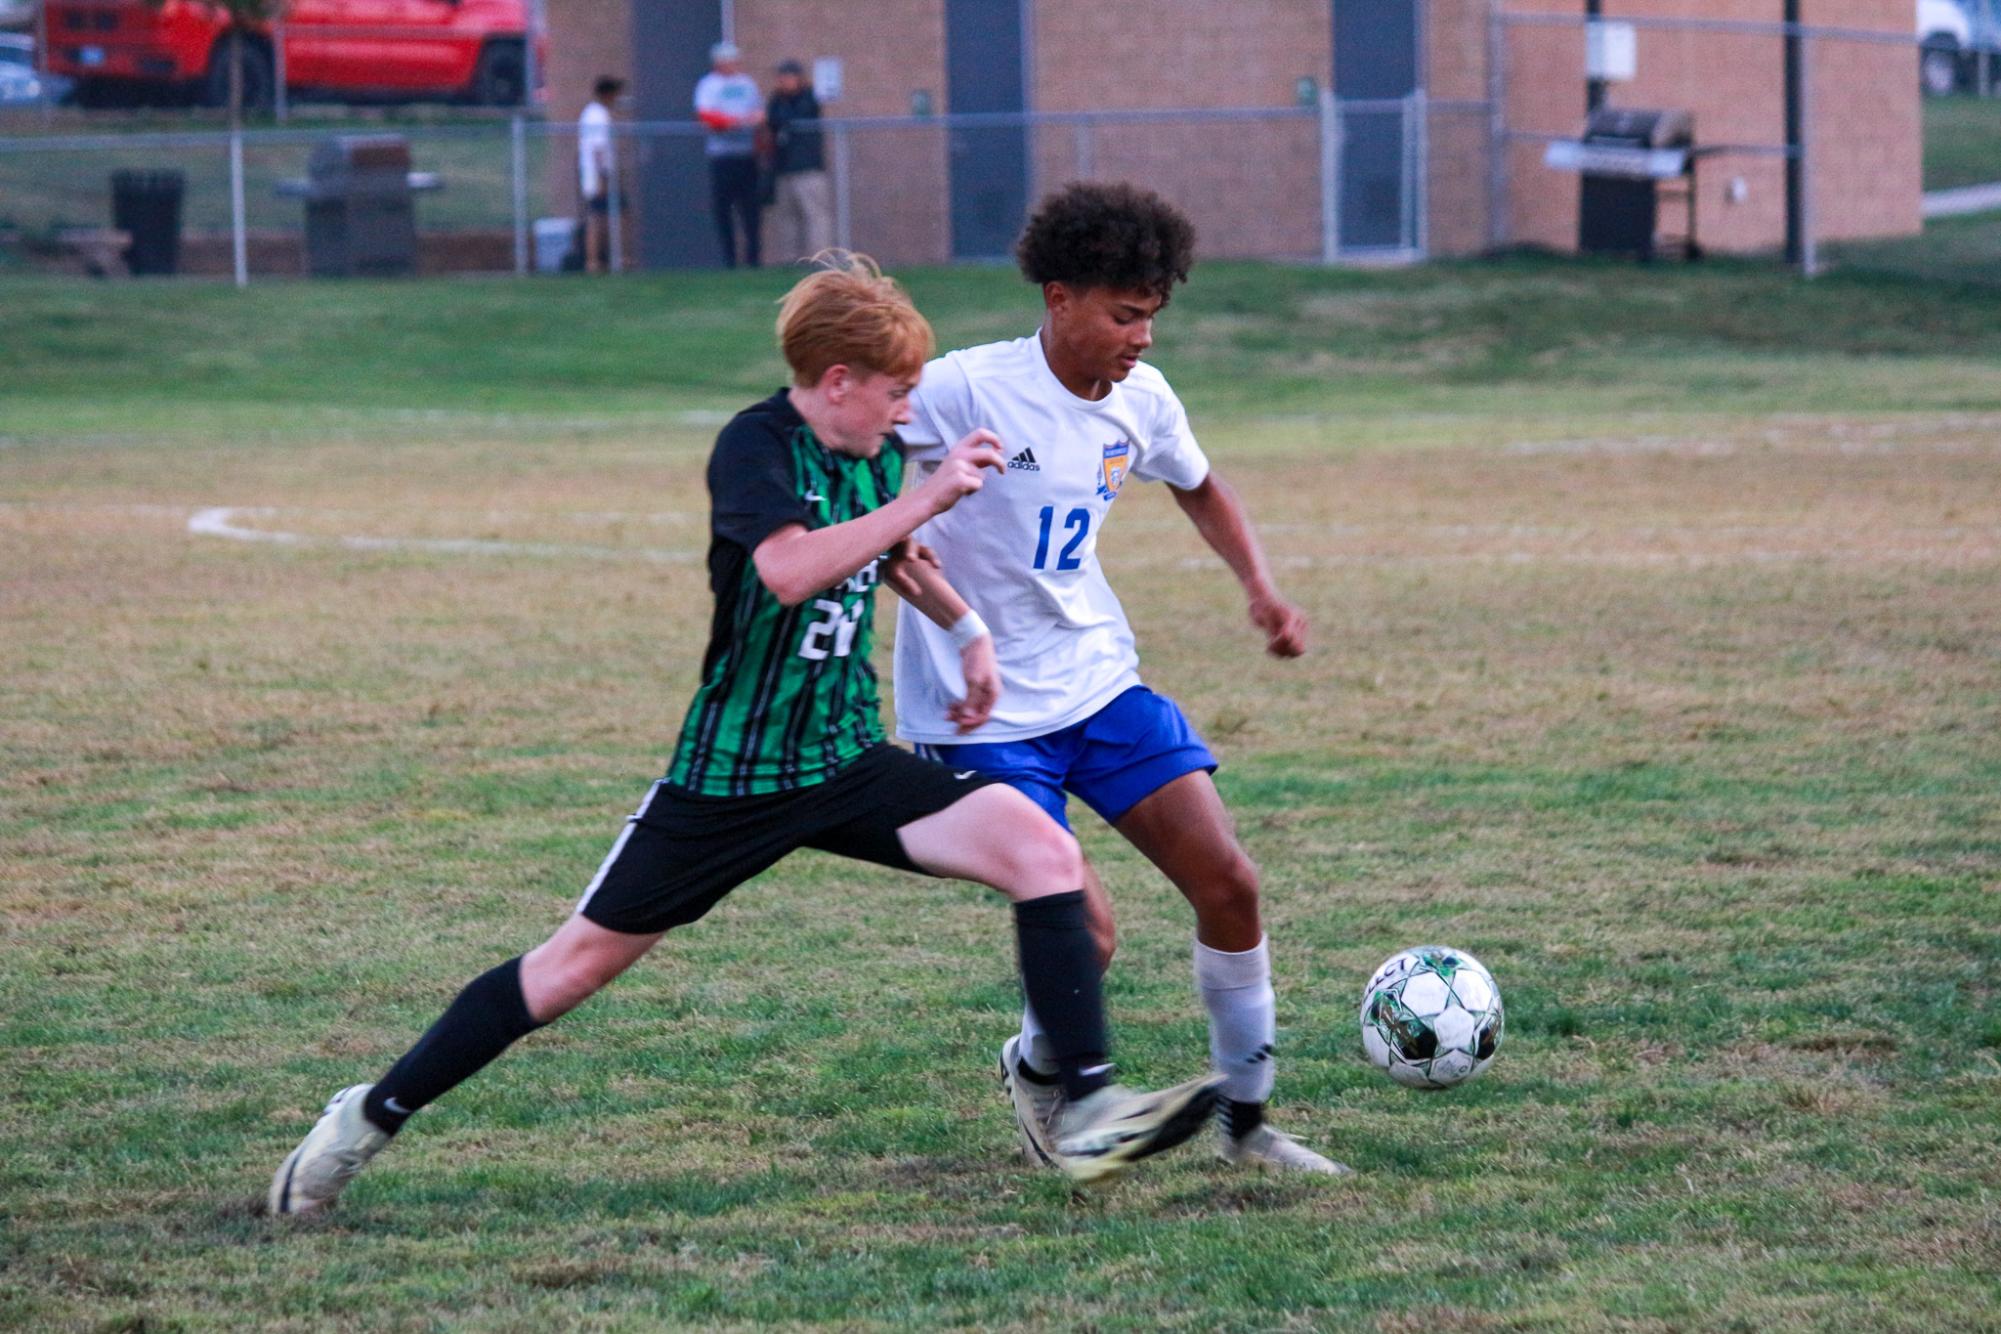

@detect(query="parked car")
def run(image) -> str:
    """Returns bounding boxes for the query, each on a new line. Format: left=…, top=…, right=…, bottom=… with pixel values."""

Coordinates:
left=1919, top=0, right=1974, bottom=95
left=43, top=0, right=537, bottom=110
left=0, top=33, right=73, bottom=106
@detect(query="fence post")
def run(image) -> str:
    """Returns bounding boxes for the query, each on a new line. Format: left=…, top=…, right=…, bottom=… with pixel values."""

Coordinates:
left=1318, top=86, right=1341, bottom=263
left=511, top=114, right=529, bottom=276
left=229, top=128, right=248, bottom=288
left=272, top=20, right=287, bottom=123
left=832, top=121, right=853, bottom=250
left=606, top=128, right=624, bottom=274
left=1400, top=94, right=1417, bottom=252
left=1486, top=5, right=1508, bottom=250
left=1799, top=33, right=1817, bottom=277
left=1075, top=121, right=1095, bottom=178
left=1415, top=91, right=1430, bottom=257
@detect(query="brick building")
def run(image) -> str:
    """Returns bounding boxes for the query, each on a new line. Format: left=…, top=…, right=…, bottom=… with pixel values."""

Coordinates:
left=544, top=0, right=1917, bottom=269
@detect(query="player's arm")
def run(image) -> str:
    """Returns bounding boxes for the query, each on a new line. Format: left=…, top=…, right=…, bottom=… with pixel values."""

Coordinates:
left=883, top=545, right=999, bottom=733
left=752, top=429, right=1004, bottom=607
left=1169, top=472, right=1308, bottom=658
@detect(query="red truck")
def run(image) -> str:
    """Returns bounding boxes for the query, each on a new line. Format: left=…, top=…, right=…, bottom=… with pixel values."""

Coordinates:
left=43, top=0, right=535, bottom=109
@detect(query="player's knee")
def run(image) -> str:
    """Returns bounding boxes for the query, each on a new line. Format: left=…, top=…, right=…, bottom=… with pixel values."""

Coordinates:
left=521, top=942, right=620, bottom=1021
left=1193, top=853, right=1261, bottom=922
left=1022, top=826, right=1085, bottom=893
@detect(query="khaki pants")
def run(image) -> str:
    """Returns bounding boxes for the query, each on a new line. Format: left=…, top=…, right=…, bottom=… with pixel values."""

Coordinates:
left=768, top=170, right=834, bottom=263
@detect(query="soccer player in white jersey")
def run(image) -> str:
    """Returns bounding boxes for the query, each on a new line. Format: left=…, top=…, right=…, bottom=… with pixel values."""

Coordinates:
left=892, top=182, right=1346, bottom=1176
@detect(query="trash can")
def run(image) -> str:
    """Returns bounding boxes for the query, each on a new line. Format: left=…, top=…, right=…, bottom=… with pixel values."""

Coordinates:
left=275, top=136, right=443, bottom=278
left=110, top=169, right=185, bottom=277
left=533, top=216, right=576, bottom=274
left=1542, top=109, right=1695, bottom=260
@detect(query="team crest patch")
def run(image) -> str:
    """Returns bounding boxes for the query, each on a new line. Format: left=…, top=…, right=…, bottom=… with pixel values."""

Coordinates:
left=1097, top=440, right=1133, bottom=500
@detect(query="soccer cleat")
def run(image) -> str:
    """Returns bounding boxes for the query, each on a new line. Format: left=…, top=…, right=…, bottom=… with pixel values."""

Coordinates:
left=269, top=1083, right=391, bottom=1217
left=997, top=1036, right=1064, bottom=1168
left=1218, top=1123, right=1353, bottom=1176
left=1050, top=1073, right=1225, bottom=1185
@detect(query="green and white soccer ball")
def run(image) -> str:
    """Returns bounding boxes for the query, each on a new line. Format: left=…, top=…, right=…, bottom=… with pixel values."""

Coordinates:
left=1360, top=945, right=1504, bottom=1089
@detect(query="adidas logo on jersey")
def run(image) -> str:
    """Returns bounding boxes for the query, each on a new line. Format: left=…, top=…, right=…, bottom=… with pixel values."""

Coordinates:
left=1008, top=448, right=1041, bottom=472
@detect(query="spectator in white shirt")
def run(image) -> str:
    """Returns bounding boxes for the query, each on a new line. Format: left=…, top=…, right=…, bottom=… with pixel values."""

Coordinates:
left=693, top=41, right=765, bottom=268
left=577, top=76, right=622, bottom=274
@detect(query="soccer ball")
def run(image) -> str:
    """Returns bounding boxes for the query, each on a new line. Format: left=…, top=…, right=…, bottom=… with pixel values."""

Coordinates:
left=1360, top=945, right=1504, bottom=1089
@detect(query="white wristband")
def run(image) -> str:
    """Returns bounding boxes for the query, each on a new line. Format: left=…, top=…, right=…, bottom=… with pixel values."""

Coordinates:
left=947, top=610, right=989, bottom=650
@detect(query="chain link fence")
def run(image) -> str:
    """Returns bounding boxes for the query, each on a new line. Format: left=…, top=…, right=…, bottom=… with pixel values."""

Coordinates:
left=2, top=16, right=1997, bottom=285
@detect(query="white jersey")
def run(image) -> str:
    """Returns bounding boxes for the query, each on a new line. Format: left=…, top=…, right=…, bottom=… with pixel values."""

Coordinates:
left=577, top=101, right=612, bottom=196
left=894, top=332, right=1211, bottom=744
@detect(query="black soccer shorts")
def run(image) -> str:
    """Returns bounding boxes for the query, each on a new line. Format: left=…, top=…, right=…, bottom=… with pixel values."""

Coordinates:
left=575, top=743, right=1000, bottom=935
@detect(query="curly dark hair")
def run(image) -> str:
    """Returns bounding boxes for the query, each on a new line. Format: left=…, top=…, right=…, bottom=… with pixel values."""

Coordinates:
left=1014, top=181, right=1197, bottom=302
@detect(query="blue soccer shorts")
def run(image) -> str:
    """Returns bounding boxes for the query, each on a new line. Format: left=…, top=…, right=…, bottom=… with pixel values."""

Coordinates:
left=915, top=685, right=1217, bottom=831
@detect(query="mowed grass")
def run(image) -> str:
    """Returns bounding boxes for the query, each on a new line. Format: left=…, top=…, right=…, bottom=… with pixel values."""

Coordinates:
left=3, top=258, right=1999, bottom=1330
left=1924, top=93, right=2001, bottom=191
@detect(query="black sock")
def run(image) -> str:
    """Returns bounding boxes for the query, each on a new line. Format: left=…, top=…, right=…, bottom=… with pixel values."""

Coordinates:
left=1223, top=1099, right=1266, bottom=1141
left=1012, top=892, right=1111, bottom=1102
left=363, top=956, right=545, bottom=1135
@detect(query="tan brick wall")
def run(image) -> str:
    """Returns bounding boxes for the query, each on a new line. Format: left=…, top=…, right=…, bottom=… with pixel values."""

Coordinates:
left=1805, top=0, right=1920, bottom=241
left=543, top=0, right=630, bottom=219
left=1031, top=0, right=1328, bottom=111
left=1427, top=0, right=1495, bottom=253
left=546, top=0, right=1918, bottom=265
left=1500, top=0, right=1918, bottom=255
left=1031, top=0, right=1329, bottom=260
left=737, top=0, right=950, bottom=266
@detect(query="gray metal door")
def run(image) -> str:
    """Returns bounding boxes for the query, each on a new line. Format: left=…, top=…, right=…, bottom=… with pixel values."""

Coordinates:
left=631, top=2, right=722, bottom=268
left=946, top=0, right=1028, bottom=260
left=1333, top=0, right=1419, bottom=253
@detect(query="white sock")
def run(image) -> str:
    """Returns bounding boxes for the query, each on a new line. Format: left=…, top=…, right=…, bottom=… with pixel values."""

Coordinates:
left=1194, top=935, right=1276, bottom=1105
left=1017, top=1003, right=1059, bottom=1076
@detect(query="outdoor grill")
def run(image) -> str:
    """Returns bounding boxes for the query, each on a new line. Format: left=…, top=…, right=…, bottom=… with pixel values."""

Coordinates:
left=276, top=136, right=442, bottom=278
left=1543, top=108, right=1698, bottom=260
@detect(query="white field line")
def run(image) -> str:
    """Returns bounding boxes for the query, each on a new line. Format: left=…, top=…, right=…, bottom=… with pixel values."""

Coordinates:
left=186, top=507, right=704, bottom=564
left=1185, top=545, right=2001, bottom=571
left=3, top=501, right=1993, bottom=570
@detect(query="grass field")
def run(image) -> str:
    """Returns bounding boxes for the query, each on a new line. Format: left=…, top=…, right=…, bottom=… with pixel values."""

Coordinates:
left=4, top=257, right=1999, bottom=1331
left=1923, top=94, right=2001, bottom=191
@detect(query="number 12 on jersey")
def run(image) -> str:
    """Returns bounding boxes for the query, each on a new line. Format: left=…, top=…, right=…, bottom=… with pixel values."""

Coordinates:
left=1033, top=505, right=1092, bottom=571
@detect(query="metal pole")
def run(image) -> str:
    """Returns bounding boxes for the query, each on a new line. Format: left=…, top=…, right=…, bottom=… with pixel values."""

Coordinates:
left=1799, top=31, right=1817, bottom=277
left=523, top=0, right=544, bottom=112
left=511, top=114, right=529, bottom=276
left=1075, top=121, right=1094, bottom=178
left=1585, top=0, right=1606, bottom=112
left=1318, top=86, right=1340, bottom=263
left=1486, top=0, right=1509, bottom=250
left=832, top=121, right=852, bottom=250
left=1783, top=0, right=1803, bottom=266
left=1981, top=1, right=1995, bottom=98
left=606, top=127, right=624, bottom=273
left=1415, top=91, right=1430, bottom=257
left=229, top=129, right=248, bottom=288
left=1400, top=95, right=1417, bottom=252
left=273, top=19, right=288, bottom=123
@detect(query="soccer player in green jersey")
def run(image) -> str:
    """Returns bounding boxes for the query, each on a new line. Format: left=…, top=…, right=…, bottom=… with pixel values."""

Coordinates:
left=269, top=255, right=1222, bottom=1216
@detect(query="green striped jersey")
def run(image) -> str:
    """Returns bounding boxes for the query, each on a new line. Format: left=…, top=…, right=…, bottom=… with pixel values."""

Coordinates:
left=666, top=391, right=906, bottom=797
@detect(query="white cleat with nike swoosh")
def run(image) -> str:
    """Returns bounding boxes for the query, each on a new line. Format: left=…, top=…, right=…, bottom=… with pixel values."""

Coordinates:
left=269, top=1084, right=391, bottom=1217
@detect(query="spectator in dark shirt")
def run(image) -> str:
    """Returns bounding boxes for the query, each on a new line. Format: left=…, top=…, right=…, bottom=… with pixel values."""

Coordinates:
left=765, top=59, right=833, bottom=263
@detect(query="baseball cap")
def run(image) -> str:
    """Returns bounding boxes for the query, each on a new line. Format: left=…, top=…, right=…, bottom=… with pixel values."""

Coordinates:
left=775, top=59, right=805, bottom=76
left=710, top=41, right=741, bottom=62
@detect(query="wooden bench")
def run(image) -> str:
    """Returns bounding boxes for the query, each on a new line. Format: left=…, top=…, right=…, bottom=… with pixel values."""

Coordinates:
left=12, top=228, right=135, bottom=278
